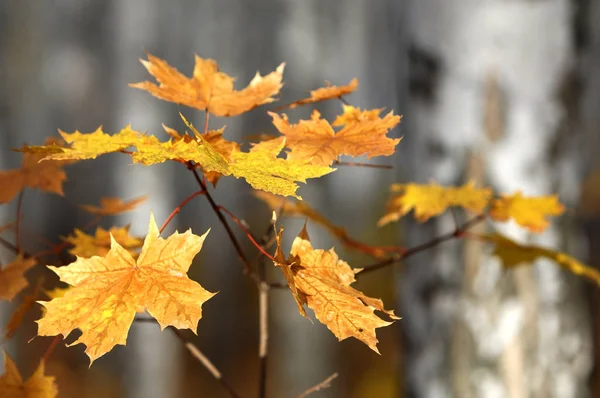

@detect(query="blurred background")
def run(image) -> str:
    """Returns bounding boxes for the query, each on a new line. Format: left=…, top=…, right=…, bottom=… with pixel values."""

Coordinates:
left=2, top=0, right=600, bottom=397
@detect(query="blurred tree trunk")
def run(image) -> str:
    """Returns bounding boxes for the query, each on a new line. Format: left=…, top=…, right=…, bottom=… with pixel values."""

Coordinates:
left=402, top=1, right=592, bottom=397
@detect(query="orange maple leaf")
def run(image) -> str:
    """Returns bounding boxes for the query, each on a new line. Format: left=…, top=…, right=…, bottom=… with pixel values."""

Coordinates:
left=378, top=181, right=492, bottom=225
left=273, top=225, right=398, bottom=353
left=284, top=78, right=359, bottom=109
left=0, top=351, right=58, bottom=398
left=130, top=53, right=285, bottom=117
left=36, top=212, right=216, bottom=363
left=0, top=150, right=67, bottom=204
left=489, top=192, right=564, bottom=233
left=63, top=226, right=143, bottom=258
left=0, top=255, right=36, bottom=301
left=269, top=105, right=401, bottom=166
left=80, top=196, right=147, bottom=216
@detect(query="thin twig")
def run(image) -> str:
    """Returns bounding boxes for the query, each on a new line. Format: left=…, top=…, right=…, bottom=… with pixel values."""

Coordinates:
left=170, top=328, right=242, bottom=398
left=159, top=189, right=206, bottom=234
left=218, top=205, right=275, bottom=262
left=258, top=280, right=269, bottom=398
left=296, top=372, right=339, bottom=398
left=42, top=335, right=62, bottom=363
left=15, top=190, right=24, bottom=253
left=187, top=164, right=260, bottom=284
left=358, top=214, right=487, bottom=276
left=0, top=236, right=19, bottom=255
left=333, top=160, right=392, bottom=169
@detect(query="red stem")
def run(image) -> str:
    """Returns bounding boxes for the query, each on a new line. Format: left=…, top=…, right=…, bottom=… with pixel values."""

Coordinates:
left=218, top=205, right=275, bottom=262
left=159, top=190, right=206, bottom=234
left=42, top=335, right=62, bottom=363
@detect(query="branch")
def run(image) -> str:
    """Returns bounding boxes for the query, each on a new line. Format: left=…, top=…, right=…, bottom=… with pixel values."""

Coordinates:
left=132, top=317, right=242, bottom=398
left=358, top=214, right=487, bottom=276
left=187, top=164, right=260, bottom=285
left=218, top=205, right=275, bottom=262
left=15, top=190, right=24, bottom=253
left=258, top=280, right=269, bottom=398
left=170, top=327, right=242, bottom=398
left=296, top=372, right=339, bottom=398
left=159, top=189, right=206, bottom=234
left=333, top=160, right=392, bottom=170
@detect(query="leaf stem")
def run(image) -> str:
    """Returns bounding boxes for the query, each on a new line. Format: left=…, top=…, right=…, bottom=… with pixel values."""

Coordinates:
left=159, top=189, right=206, bottom=234
left=217, top=205, right=275, bottom=262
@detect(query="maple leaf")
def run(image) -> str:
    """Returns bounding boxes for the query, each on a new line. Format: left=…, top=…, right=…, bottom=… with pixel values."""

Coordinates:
left=273, top=225, right=398, bottom=353
left=21, top=126, right=143, bottom=162
left=284, top=78, right=359, bottom=109
left=0, top=352, right=58, bottom=398
left=378, top=181, right=492, bottom=225
left=0, top=256, right=36, bottom=301
left=489, top=192, right=564, bottom=233
left=269, top=105, right=401, bottom=166
left=486, top=233, right=600, bottom=286
left=80, top=196, right=147, bottom=216
left=162, top=124, right=240, bottom=186
left=36, top=212, right=216, bottom=363
left=0, top=149, right=67, bottom=204
left=130, top=53, right=285, bottom=117
left=229, top=138, right=335, bottom=199
left=63, top=226, right=143, bottom=258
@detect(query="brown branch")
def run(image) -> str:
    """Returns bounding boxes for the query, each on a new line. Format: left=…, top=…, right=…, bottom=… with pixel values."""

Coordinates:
left=333, top=160, right=392, bottom=169
left=296, top=372, right=339, bottom=398
left=170, top=327, right=242, bottom=398
left=15, top=190, right=24, bottom=253
left=187, top=164, right=260, bottom=285
left=358, top=214, right=487, bottom=276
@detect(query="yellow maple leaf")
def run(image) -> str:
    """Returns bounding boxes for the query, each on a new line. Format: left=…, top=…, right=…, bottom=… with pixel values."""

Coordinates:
left=269, top=105, right=401, bottom=166
left=0, top=352, right=58, bottom=398
left=0, top=256, right=36, bottom=301
left=63, top=226, right=143, bottom=258
left=285, top=78, right=359, bottom=109
left=130, top=53, right=285, bottom=117
left=36, top=212, right=216, bottom=364
left=486, top=233, right=600, bottom=286
left=229, top=138, right=335, bottom=199
left=273, top=225, right=398, bottom=353
left=80, top=196, right=147, bottom=216
left=378, top=181, right=492, bottom=225
left=162, top=124, right=240, bottom=186
left=0, top=150, right=67, bottom=204
left=489, top=192, right=564, bottom=233
left=31, top=126, right=143, bottom=162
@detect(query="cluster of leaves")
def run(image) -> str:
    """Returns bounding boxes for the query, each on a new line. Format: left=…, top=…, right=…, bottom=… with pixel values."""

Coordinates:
left=0, top=53, right=595, bottom=397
